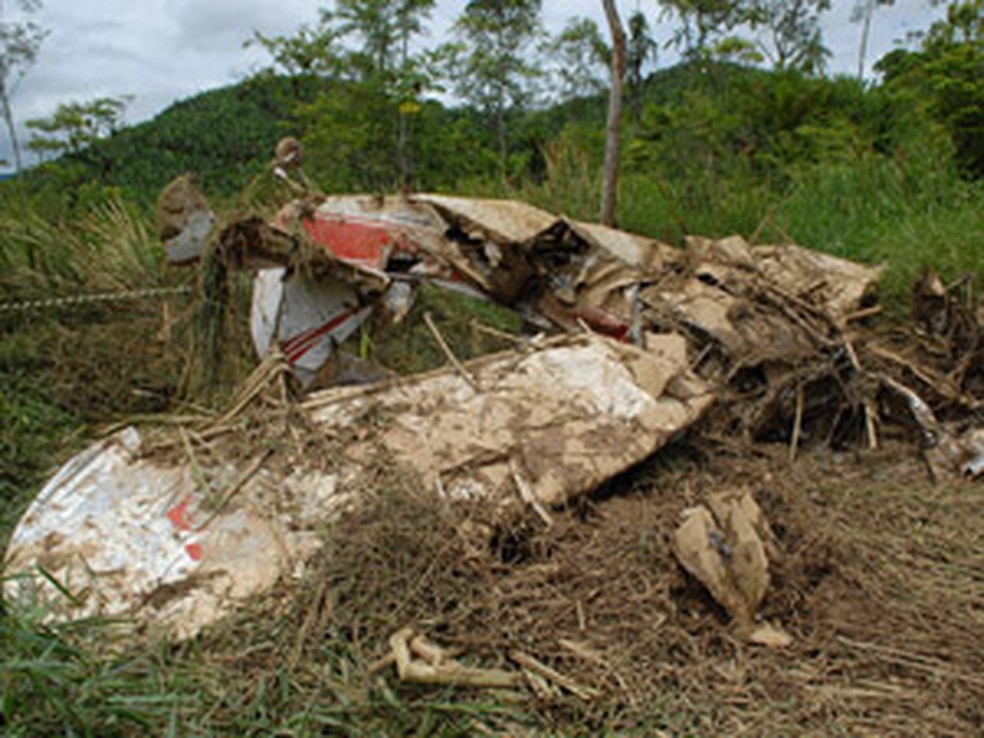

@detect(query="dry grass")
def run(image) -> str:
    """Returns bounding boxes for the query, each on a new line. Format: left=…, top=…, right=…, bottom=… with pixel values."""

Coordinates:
left=0, top=198, right=171, bottom=298
left=171, top=435, right=983, bottom=736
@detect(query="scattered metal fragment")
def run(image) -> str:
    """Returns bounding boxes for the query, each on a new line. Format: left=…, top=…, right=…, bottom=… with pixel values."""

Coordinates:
left=672, top=488, right=792, bottom=646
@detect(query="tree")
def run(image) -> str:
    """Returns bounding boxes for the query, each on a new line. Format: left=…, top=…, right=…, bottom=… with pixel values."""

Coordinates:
left=712, top=35, right=765, bottom=65
left=876, top=0, right=984, bottom=176
left=922, top=0, right=982, bottom=51
left=548, top=17, right=610, bottom=102
left=600, top=0, right=625, bottom=226
left=323, top=0, right=436, bottom=186
left=747, top=0, right=832, bottom=74
left=26, top=96, right=129, bottom=160
left=626, top=10, right=657, bottom=117
left=247, top=20, right=342, bottom=79
left=250, top=1, right=436, bottom=188
left=251, top=1, right=435, bottom=88
left=0, top=0, right=47, bottom=172
left=851, top=0, right=895, bottom=80
left=330, top=0, right=435, bottom=82
left=441, top=0, right=545, bottom=174
left=657, top=0, right=745, bottom=61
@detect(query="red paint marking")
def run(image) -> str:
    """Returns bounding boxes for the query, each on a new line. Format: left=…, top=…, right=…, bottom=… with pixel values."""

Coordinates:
left=282, top=308, right=361, bottom=363
left=185, top=543, right=203, bottom=561
left=281, top=323, right=324, bottom=355
left=573, top=309, right=631, bottom=342
left=281, top=308, right=356, bottom=353
left=302, top=216, right=393, bottom=270
left=166, top=500, right=193, bottom=532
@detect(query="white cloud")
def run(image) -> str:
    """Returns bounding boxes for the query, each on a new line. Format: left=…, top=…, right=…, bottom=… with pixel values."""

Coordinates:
left=165, top=0, right=317, bottom=52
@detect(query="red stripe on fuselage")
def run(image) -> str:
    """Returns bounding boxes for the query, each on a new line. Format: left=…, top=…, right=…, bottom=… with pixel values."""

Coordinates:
left=282, top=307, right=361, bottom=363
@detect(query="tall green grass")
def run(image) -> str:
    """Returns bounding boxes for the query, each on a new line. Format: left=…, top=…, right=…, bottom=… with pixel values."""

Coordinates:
left=0, top=603, right=185, bottom=737
left=774, top=156, right=982, bottom=305
left=0, top=197, right=175, bottom=301
left=0, top=599, right=527, bottom=736
left=518, top=133, right=982, bottom=314
left=0, top=198, right=194, bottom=538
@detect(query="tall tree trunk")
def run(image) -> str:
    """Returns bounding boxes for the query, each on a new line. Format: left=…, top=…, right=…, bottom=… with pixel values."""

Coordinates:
left=397, top=30, right=409, bottom=186
left=496, top=102, right=507, bottom=180
left=600, top=0, right=626, bottom=227
left=0, top=79, right=23, bottom=172
left=857, top=0, right=874, bottom=80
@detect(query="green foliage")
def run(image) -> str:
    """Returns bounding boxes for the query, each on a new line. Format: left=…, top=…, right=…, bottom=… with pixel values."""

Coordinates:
left=0, top=195, right=169, bottom=299
left=3, top=76, right=300, bottom=217
left=366, top=284, right=523, bottom=376
left=657, top=0, right=746, bottom=60
left=0, top=369, right=78, bottom=539
left=0, top=606, right=181, bottom=737
left=26, top=96, right=130, bottom=161
left=876, top=0, right=984, bottom=177
left=0, top=0, right=48, bottom=172
left=548, top=17, right=610, bottom=101
left=330, top=0, right=436, bottom=81
left=439, top=0, right=546, bottom=171
left=0, top=198, right=199, bottom=541
left=519, top=125, right=606, bottom=218
left=0, top=599, right=527, bottom=736
left=713, top=35, right=765, bottom=65
left=775, top=160, right=982, bottom=304
left=297, top=77, right=403, bottom=192
left=746, top=0, right=832, bottom=73
left=247, top=20, right=343, bottom=78
left=626, top=11, right=658, bottom=89
left=249, top=0, right=437, bottom=190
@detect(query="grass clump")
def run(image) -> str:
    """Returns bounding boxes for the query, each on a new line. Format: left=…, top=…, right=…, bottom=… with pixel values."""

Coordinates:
left=0, top=603, right=188, bottom=737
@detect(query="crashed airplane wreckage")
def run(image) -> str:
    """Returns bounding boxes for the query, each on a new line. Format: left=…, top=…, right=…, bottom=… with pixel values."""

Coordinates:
left=5, top=160, right=983, bottom=645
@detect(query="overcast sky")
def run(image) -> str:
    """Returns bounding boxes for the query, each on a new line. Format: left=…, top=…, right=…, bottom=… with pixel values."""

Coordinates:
left=1, top=0, right=948, bottom=171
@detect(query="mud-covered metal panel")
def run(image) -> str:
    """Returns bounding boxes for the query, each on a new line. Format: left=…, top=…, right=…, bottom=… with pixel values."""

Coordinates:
left=414, top=194, right=558, bottom=244
left=4, top=336, right=712, bottom=640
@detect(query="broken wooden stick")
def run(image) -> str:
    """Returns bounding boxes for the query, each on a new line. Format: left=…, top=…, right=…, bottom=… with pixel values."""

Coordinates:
left=470, top=319, right=524, bottom=345
left=843, top=339, right=879, bottom=450
left=510, top=458, right=554, bottom=527
left=424, top=311, right=479, bottom=390
left=408, top=632, right=463, bottom=664
left=789, top=384, right=804, bottom=463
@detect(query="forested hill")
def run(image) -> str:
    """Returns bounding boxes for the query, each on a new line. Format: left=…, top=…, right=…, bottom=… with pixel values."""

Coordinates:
left=9, top=77, right=301, bottom=207
left=6, top=53, right=977, bottom=213
left=8, top=69, right=604, bottom=208
left=1, top=4, right=981, bottom=303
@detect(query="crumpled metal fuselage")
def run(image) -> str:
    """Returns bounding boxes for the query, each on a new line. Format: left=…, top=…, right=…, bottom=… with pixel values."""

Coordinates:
left=237, top=194, right=669, bottom=385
